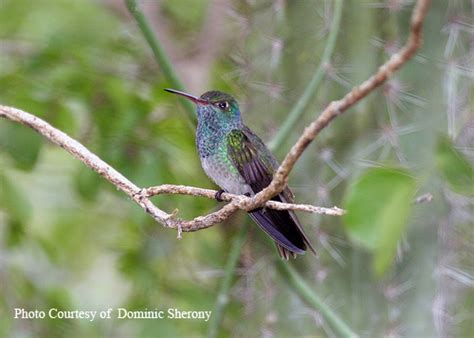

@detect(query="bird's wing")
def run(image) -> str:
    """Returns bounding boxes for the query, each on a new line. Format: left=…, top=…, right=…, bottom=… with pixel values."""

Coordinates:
left=226, top=127, right=316, bottom=256
left=226, top=128, right=273, bottom=193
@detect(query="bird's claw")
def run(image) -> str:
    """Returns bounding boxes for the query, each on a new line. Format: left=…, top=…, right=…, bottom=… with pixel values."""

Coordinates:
left=215, top=189, right=225, bottom=202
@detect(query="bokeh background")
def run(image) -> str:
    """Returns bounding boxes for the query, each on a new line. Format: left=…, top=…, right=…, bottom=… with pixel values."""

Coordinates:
left=0, top=0, right=473, bottom=337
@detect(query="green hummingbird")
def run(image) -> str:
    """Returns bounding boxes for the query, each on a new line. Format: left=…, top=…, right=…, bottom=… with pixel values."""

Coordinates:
left=165, top=88, right=316, bottom=259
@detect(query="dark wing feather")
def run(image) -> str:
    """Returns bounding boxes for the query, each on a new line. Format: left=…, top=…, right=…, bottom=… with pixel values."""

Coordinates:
left=226, top=128, right=316, bottom=257
left=226, top=129, right=272, bottom=192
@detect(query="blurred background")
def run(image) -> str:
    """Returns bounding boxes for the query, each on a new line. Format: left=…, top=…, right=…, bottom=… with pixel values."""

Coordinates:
left=0, top=0, right=473, bottom=337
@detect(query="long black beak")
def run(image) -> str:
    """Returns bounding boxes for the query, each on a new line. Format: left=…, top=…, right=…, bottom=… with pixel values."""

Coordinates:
left=164, top=88, right=208, bottom=104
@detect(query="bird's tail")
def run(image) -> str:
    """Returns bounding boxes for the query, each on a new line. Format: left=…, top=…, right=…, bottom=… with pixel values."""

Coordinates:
left=249, top=205, right=315, bottom=259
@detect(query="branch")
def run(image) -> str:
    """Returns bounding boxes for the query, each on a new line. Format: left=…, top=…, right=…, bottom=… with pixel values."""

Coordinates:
left=0, top=105, right=343, bottom=235
left=0, top=105, right=170, bottom=225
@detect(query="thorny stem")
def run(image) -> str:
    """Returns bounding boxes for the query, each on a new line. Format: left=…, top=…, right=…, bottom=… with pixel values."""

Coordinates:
left=124, top=0, right=196, bottom=124
left=269, top=0, right=344, bottom=152
left=278, top=262, right=358, bottom=338
left=207, top=223, right=249, bottom=338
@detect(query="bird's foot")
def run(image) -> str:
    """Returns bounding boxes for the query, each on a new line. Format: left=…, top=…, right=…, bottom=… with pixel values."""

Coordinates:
left=215, top=189, right=226, bottom=202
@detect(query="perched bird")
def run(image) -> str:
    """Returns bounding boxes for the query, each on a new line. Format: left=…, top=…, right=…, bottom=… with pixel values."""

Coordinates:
left=165, top=88, right=316, bottom=259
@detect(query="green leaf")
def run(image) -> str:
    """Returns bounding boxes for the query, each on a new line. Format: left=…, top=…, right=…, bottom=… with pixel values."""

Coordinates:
left=436, top=135, right=474, bottom=196
left=343, top=167, right=417, bottom=276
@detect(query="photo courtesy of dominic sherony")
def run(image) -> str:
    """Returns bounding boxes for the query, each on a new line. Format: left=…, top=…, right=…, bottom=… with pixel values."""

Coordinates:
left=13, top=307, right=212, bottom=322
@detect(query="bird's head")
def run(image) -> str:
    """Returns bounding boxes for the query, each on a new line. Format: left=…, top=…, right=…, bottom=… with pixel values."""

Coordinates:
left=165, top=88, right=241, bottom=125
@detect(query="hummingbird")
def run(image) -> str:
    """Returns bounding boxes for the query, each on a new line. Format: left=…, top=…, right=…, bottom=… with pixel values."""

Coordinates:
left=165, top=88, right=316, bottom=259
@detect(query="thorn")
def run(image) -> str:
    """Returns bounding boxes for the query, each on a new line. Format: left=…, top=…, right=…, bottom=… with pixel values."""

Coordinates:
left=414, top=193, right=433, bottom=204
left=166, top=208, right=179, bottom=221
left=171, top=208, right=179, bottom=218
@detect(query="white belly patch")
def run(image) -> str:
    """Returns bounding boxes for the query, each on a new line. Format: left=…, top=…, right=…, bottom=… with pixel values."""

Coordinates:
left=201, top=156, right=253, bottom=196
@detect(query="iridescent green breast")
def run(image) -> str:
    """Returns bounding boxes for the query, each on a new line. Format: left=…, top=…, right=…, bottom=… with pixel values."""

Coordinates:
left=199, top=135, right=252, bottom=195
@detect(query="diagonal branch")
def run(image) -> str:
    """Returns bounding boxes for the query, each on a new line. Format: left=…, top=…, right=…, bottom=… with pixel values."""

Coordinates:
left=0, top=105, right=170, bottom=226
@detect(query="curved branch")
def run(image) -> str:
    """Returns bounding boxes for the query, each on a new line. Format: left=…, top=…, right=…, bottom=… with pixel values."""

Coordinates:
left=0, top=105, right=172, bottom=225
left=0, top=105, right=343, bottom=235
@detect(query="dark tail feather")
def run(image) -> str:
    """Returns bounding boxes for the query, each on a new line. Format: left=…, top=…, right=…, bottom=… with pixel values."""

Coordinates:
left=249, top=206, right=313, bottom=259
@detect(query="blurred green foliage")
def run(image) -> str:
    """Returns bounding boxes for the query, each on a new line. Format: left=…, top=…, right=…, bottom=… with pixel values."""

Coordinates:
left=1, top=0, right=473, bottom=337
left=0, top=170, right=32, bottom=225
left=343, top=167, right=417, bottom=276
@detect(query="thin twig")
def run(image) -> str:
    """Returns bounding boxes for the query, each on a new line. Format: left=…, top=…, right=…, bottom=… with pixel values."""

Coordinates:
left=144, top=185, right=345, bottom=216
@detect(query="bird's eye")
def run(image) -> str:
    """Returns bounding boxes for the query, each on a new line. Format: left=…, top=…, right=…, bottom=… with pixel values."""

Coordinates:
left=217, top=101, right=229, bottom=110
